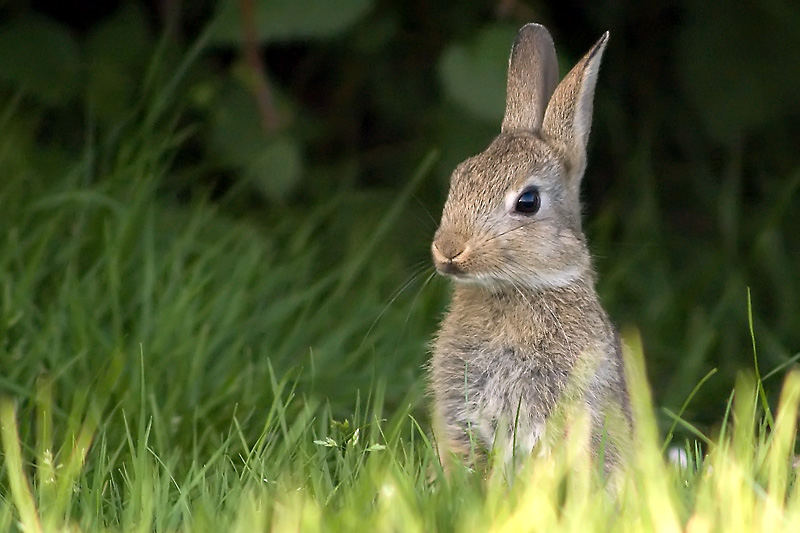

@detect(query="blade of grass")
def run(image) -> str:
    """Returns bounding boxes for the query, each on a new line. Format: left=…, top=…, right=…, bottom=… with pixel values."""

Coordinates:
left=0, top=398, right=43, bottom=533
left=747, top=288, right=774, bottom=427
left=661, top=368, right=717, bottom=453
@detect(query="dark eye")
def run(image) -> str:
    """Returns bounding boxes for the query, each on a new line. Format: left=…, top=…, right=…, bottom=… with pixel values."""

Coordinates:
left=515, top=187, right=541, bottom=214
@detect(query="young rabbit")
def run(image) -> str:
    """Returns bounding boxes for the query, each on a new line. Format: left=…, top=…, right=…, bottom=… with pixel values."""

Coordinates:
left=430, top=24, right=631, bottom=471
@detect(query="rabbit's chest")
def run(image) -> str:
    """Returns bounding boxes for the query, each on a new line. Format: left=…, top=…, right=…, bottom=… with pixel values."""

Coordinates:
left=461, top=343, right=567, bottom=413
left=443, top=342, right=570, bottom=453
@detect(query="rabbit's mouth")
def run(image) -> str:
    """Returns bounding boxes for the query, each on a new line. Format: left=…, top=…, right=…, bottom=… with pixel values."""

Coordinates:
left=432, top=241, right=521, bottom=287
left=431, top=241, right=471, bottom=277
left=436, top=261, right=465, bottom=276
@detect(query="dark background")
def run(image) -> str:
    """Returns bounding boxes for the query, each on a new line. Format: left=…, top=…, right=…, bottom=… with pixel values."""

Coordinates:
left=1, top=0, right=799, bottom=431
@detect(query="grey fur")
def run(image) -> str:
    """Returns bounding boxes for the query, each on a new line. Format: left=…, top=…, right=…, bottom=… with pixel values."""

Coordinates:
left=429, top=25, right=630, bottom=472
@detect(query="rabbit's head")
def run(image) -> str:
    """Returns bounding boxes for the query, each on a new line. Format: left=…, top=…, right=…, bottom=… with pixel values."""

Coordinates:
left=432, top=24, right=609, bottom=290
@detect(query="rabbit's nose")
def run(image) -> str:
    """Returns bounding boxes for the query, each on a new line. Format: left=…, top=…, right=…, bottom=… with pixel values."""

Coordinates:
left=433, top=237, right=465, bottom=262
left=432, top=236, right=470, bottom=275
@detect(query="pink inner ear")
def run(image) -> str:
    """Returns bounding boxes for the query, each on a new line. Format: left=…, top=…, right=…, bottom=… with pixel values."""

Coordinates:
left=541, top=33, right=609, bottom=178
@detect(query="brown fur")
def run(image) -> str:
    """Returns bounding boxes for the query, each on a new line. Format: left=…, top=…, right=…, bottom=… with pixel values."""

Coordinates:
left=429, top=24, right=630, bottom=472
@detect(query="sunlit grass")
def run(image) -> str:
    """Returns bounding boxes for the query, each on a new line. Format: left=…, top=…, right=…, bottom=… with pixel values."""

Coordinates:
left=3, top=333, right=800, bottom=531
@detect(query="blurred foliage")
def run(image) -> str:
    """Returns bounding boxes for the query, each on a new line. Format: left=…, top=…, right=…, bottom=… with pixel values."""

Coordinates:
left=0, top=0, right=798, bottom=433
left=0, top=14, right=80, bottom=105
left=438, top=24, right=517, bottom=123
left=676, top=1, right=800, bottom=143
left=212, top=0, right=374, bottom=44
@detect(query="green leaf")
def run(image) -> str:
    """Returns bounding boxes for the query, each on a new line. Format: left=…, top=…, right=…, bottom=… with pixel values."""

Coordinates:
left=246, top=137, right=303, bottom=202
left=0, top=14, right=80, bottom=106
left=206, top=80, right=302, bottom=201
left=85, top=3, right=153, bottom=122
left=438, top=25, right=517, bottom=123
left=85, top=3, right=151, bottom=68
left=212, top=0, right=374, bottom=45
left=208, top=82, right=270, bottom=164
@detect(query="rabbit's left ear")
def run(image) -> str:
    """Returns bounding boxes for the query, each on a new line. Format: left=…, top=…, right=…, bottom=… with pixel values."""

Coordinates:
left=542, top=32, right=609, bottom=181
left=501, top=24, right=559, bottom=134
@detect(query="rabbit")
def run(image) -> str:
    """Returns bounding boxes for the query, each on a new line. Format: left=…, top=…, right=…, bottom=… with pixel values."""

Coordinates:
left=429, top=23, right=631, bottom=472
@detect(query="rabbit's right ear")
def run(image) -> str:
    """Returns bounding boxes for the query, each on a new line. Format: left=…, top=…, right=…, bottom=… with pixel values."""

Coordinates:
left=541, top=32, right=609, bottom=183
left=501, top=24, right=559, bottom=134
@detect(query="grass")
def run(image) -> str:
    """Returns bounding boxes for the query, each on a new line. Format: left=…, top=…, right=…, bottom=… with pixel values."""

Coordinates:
left=2, top=40, right=800, bottom=533
left=3, top=291, right=800, bottom=532
left=2, top=149, right=799, bottom=533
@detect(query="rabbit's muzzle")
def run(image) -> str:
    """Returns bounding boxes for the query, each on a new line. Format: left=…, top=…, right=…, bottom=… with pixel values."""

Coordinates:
left=431, top=237, right=469, bottom=276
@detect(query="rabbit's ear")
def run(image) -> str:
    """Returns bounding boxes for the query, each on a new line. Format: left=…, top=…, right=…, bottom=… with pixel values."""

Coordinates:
left=542, top=32, right=609, bottom=181
left=501, top=24, right=558, bottom=134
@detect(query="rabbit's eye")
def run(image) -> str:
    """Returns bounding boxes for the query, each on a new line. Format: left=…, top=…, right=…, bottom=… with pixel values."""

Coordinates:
left=515, top=187, right=541, bottom=214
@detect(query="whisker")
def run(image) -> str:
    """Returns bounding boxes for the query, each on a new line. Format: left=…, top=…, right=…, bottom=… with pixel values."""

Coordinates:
left=404, top=269, right=438, bottom=329
left=480, top=216, right=553, bottom=245
left=412, top=195, right=439, bottom=229
left=358, top=264, right=430, bottom=349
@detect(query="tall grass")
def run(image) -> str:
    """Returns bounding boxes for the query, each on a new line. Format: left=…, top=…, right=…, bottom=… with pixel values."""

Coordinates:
left=2, top=318, right=800, bottom=531
left=1, top=156, right=798, bottom=531
left=0, top=79, right=445, bottom=529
